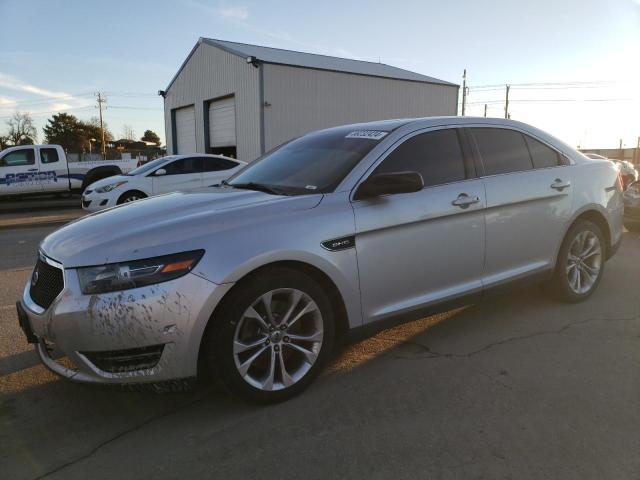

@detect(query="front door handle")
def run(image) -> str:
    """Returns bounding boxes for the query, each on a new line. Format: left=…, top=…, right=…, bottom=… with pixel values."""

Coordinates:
left=550, top=179, right=571, bottom=191
left=452, top=193, right=480, bottom=209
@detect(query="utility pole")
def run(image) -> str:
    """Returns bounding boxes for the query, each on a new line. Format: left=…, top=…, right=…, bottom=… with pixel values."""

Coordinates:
left=504, top=84, right=510, bottom=119
left=619, top=138, right=624, bottom=161
left=96, top=92, right=106, bottom=158
left=483, top=104, right=487, bottom=117
left=635, top=136, right=639, bottom=164
left=461, top=69, right=467, bottom=116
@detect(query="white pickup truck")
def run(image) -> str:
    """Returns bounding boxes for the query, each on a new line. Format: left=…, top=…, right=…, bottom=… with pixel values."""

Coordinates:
left=0, top=144, right=137, bottom=197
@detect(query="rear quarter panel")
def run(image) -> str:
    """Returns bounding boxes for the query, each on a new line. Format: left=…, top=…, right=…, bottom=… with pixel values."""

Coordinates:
left=565, top=158, right=624, bottom=253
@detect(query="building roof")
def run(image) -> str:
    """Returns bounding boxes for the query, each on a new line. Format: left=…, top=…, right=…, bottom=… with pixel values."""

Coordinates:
left=165, top=38, right=457, bottom=91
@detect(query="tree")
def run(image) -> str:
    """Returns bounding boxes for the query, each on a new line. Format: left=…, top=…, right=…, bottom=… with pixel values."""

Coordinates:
left=0, top=135, right=9, bottom=150
left=43, top=113, right=112, bottom=153
left=122, top=125, right=136, bottom=141
left=6, top=111, right=37, bottom=145
left=43, top=113, right=84, bottom=152
left=141, top=129, right=161, bottom=146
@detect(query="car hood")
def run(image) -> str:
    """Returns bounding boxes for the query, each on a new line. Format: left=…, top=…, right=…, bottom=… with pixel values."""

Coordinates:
left=41, top=188, right=323, bottom=268
left=85, top=174, right=130, bottom=191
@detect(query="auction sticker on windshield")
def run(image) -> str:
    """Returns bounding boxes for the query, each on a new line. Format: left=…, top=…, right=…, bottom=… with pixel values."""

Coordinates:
left=345, top=130, right=388, bottom=140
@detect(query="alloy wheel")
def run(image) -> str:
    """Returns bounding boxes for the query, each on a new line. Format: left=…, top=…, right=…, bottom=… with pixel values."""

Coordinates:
left=566, top=230, right=602, bottom=295
left=233, top=288, right=324, bottom=391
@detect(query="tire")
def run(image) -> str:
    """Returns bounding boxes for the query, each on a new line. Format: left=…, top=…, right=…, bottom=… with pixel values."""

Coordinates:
left=203, top=267, right=335, bottom=403
left=117, top=190, right=146, bottom=205
left=549, top=220, right=605, bottom=302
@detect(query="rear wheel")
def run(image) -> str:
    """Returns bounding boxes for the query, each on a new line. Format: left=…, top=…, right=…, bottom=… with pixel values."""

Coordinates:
left=117, top=190, right=146, bottom=205
left=550, top=220, right=605, bottom=302
left=203, top=267, right=335, bottom=403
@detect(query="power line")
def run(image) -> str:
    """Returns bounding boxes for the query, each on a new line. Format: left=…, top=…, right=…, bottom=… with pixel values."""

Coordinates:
left=108, top=106, right=163, bottom=110
left=0, top=105, right=94, bottom=120
left=0, top=91, right=157, bottom=108
left=467, top=98, right=632, bottom=105
left=468, top=80, right=615, bottom=89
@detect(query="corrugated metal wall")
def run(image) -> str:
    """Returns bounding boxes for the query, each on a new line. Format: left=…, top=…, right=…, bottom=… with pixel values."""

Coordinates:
left=263, top=64, right=458, bottom=151
left=164, top=43, right=261, bottom=160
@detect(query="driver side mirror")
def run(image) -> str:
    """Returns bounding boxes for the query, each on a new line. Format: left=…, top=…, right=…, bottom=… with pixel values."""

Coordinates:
left=154, top=168, right=167, bottom=176
left=354, top=171, right=424, bottom=201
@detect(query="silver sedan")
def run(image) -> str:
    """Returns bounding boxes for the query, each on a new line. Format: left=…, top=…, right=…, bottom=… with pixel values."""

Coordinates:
left=17, top=117, right=624, bottom=402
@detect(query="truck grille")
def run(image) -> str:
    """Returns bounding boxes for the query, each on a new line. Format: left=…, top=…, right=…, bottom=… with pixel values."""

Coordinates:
left=29, top=258, right=64, bottom=309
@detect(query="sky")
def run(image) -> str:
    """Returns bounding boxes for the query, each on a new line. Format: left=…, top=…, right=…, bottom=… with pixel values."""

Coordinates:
left=0, top=0, right=638, bottom=149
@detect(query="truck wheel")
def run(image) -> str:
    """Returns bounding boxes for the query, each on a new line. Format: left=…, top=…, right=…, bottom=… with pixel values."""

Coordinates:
left=203, top=267, right=335, bottom=403
left=117, top=190, right=146, bottom=204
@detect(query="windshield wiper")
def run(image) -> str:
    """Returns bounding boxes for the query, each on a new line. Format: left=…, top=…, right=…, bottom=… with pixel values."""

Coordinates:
left=228, top=182, right=289, bottom=196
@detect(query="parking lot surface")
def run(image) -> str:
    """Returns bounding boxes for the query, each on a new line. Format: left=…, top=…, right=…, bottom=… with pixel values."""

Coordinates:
left=1, top=224, right=639, bottom=479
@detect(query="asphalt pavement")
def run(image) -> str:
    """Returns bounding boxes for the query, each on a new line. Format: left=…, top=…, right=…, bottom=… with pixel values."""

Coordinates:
left=1, top=222, right=639, bottom=479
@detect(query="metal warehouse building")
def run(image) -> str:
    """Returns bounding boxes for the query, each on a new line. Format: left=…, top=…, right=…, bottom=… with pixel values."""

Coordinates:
left=162, top=38, right=458, bottom=161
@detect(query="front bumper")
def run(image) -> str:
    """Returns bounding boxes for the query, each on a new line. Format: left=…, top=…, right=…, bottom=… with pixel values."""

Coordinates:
left=19, top=266, right=233, bottom=384
left=81, top=190, right=116, bottom=212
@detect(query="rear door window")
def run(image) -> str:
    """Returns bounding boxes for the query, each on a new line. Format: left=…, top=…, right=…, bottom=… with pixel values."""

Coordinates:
left=201, top=157, right=238, bottom=172
left=375, top=129, right=468, bottom=187
left=523, top=135, right=562, bottom=169
left=471, top=128, right=533, bottom=175
left=40, top=148, right=60, bottom=164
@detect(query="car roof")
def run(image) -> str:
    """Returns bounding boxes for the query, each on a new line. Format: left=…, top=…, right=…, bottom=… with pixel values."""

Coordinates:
left=315, top=116, right=552, bottom=135
left=167, top=154, right=245, bottom=163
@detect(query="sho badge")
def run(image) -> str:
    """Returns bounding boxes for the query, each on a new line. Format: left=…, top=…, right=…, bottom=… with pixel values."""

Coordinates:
left=321, top=235, right=355, bottom=252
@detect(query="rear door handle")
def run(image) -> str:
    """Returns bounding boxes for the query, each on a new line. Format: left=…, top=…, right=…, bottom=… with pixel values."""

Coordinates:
left=27, top=168, right=38, bottom=172
left=452, top=193, right=480, bottom=209
left=550, top=179, right=571, bottom=191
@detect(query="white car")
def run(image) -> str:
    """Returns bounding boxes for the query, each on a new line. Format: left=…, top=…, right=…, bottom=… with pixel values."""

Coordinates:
left=82, top=154, right=246, bottom=212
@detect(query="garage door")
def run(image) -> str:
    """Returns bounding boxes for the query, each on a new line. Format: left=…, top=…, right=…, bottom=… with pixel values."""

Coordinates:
left=208, top=97, right=236, bottom=148
left=175, top=105, right=196, bottom=154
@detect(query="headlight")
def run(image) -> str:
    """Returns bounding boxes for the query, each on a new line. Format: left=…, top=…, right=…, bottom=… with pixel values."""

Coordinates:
left=95, top=180, right=128, bottom=193
left=77, top=250, right=204, bottom=294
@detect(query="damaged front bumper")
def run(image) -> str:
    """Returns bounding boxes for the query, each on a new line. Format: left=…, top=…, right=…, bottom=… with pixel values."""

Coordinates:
left=19, top=266, right=233, bottom=385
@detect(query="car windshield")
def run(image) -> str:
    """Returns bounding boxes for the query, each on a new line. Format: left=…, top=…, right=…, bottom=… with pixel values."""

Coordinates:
left=125, top=156, right=176, bottom=176
left=226, top=128, right=388, bottom=194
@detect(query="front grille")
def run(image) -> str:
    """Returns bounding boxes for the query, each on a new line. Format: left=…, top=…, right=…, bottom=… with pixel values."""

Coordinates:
left=29, top=258, right=64, bottom=309
left=81, top=344, right=165, bottom=373
left=82, top=199, right=92, bottom=208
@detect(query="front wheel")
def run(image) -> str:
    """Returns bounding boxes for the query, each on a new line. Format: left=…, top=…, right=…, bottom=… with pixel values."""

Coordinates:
left=550, top=220, right=605, bottom=302
left=117, top=190, right=146, bottom=205
left=203, top=267, right=335, bottom=403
